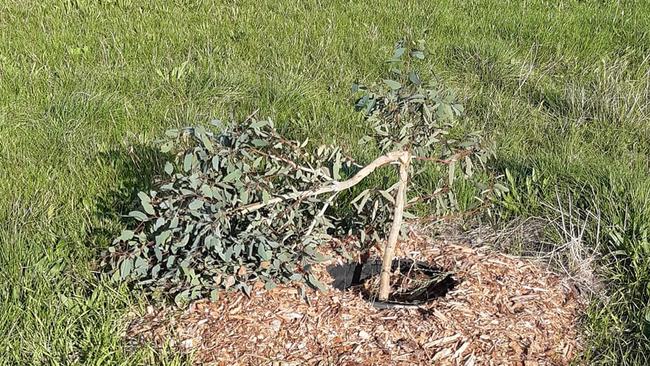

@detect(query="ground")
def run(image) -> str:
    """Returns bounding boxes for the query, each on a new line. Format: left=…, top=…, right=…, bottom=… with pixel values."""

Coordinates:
left=127, top=233, right=584, bottom=365
left=1, top=1, right=649, bottom=365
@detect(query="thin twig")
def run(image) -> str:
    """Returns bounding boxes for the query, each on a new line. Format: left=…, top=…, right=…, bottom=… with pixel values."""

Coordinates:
left=304, top=192, right=338, bottom=237
left=250, top=147, right=333, bottom=181
left=243, top=108, right=260, bottom=124
left=413, top=149, right=472, bottom=165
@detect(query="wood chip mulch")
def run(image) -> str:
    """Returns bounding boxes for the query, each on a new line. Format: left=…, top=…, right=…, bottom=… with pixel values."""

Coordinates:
left=127, top=234, right=585, bottom=365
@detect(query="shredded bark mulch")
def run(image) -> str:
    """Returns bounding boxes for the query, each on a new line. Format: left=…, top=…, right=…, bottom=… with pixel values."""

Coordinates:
left=127, top=234, right=585, bottom=365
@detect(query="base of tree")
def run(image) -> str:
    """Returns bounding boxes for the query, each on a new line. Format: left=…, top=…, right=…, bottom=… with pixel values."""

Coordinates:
left=126, top=231, right=585, bottom=365
left=327, top=258, right=457, bottom=308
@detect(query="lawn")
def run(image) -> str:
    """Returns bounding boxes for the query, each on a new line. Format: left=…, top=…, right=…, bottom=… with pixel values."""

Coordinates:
left=1, top=0, right=649, bottom=364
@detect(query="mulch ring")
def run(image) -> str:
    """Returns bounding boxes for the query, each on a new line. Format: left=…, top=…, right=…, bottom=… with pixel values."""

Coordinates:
left=126, top=234, right=586, bottom=365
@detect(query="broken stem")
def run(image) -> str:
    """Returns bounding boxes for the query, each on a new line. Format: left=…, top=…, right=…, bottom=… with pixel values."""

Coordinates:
left=378, top=151, right=410, bottom=301
left=234, top=150, right=409, bottom=215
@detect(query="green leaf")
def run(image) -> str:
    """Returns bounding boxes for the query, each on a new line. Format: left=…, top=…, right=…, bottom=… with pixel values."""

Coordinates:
left=383, top=79, right=401, bottom=90
left=410, top=50, right=425, bottom=59
left=222, top=169, right=242, bottom=183
left=128, top=211, right=148, bottom=221
left=257, top=245, right=271, bottom=261
left=138, top=192, right=151, bottom=204
left=189, top=199, right=204, bottom=211
left=392, top=47, right=406, bottom=59
left=333, top=159, right=341, bottom=180
left=307, top=274, right=328, bottom=291
left=183, top=153, right=193, bottom=172
left=155, top=230, right=172, bottom=246
left=210, top=289, right=219, bottom=302
left=251, top=139, right=269, bottom=147
left=437, top=103, right=454, bottom=120
left=141, top=201, right=155, bottom=215
left=164, top=162, right=174, bottom=175
left=118, top=230, right=134, bottom=241
left=448, top=161, right=456, bottom=187
left=200, top=184, right=213, bottom=198
left=134, top=256, right=147, bottom=270
left=250, top=120, right=268, bottom=129
left=379, top=190, right=395, bottom=204
left=119, top=257, right=133, bottom=279
left=174, top=290, right=190, bottom=305
left=464, top=156, right=473, bottom=176
left=240, top=189, right=249, bottom=204
left=151, top=264, right=161, bottom=278
left=160, top=141, right=173, bottom=153
left=408, top=71, right=421, bottom=85
left=350, top=188, right=370, bottom=205
left=138, top=192, right=155, bottom=215
left=198, top=130, right=214, bottom=152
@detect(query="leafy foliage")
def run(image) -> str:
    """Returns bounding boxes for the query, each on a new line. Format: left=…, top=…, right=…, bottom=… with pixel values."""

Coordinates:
left=105, top=41, right=493, bottom=304
left=104, top=119, right=359, bottom=303
left=352, top=39, right=492, bottom=216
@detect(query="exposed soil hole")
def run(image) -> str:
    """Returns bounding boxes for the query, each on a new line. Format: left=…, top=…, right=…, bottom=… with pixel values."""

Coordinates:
left=327, top=258, right=457, bottom=308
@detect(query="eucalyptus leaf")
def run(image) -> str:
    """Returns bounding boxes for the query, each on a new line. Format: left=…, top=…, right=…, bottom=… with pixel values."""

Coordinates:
left=383, top=79, right=402, bottom=90
left=128, top=211, right=148, bottom=221
left=119, top=257, right=133, bottom=279
left=164, top=162, right=174, bottom=175
left=307, top=274, right=328, bottom=291
left=118, top=230, right=134, bottom=242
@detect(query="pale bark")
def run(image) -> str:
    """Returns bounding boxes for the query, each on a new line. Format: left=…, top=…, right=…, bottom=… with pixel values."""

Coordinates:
left=235, top=150, right=409, bottom=214
left=378, top=151, right=410, bottom=301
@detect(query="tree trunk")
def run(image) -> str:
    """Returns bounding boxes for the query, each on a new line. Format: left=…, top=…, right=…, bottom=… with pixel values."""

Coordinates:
left=378, top=151, right=410, bottom=301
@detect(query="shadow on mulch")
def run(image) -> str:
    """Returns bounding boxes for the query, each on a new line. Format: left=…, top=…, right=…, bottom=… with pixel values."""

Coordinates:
left=327, top=258, right=458, bottom=307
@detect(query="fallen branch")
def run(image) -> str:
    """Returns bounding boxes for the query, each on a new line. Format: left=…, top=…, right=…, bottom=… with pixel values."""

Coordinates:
left=235, top=150, right=410, bottom=215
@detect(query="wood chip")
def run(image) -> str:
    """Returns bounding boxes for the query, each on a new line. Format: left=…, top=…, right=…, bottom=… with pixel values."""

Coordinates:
left=126, top=233, right=585, bottom=365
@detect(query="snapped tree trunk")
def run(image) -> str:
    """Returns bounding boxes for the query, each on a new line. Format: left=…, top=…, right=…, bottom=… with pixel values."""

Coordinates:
left=378, top=151, right=410, bottom=301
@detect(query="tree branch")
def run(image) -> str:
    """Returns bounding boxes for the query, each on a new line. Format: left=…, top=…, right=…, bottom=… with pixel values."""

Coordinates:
left=413, top=149, right=472, bottom=165
left=304, top=192, right=338, bottom=237
left=233, top=150, right=410, bottom=215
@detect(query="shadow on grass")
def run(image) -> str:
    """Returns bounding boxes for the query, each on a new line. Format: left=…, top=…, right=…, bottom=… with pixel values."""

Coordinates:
left=88, top=144, right=167, bottom=256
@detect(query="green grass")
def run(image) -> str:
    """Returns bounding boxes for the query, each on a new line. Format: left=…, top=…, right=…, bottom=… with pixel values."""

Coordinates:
left=1, top=0, right=649, bottom=364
